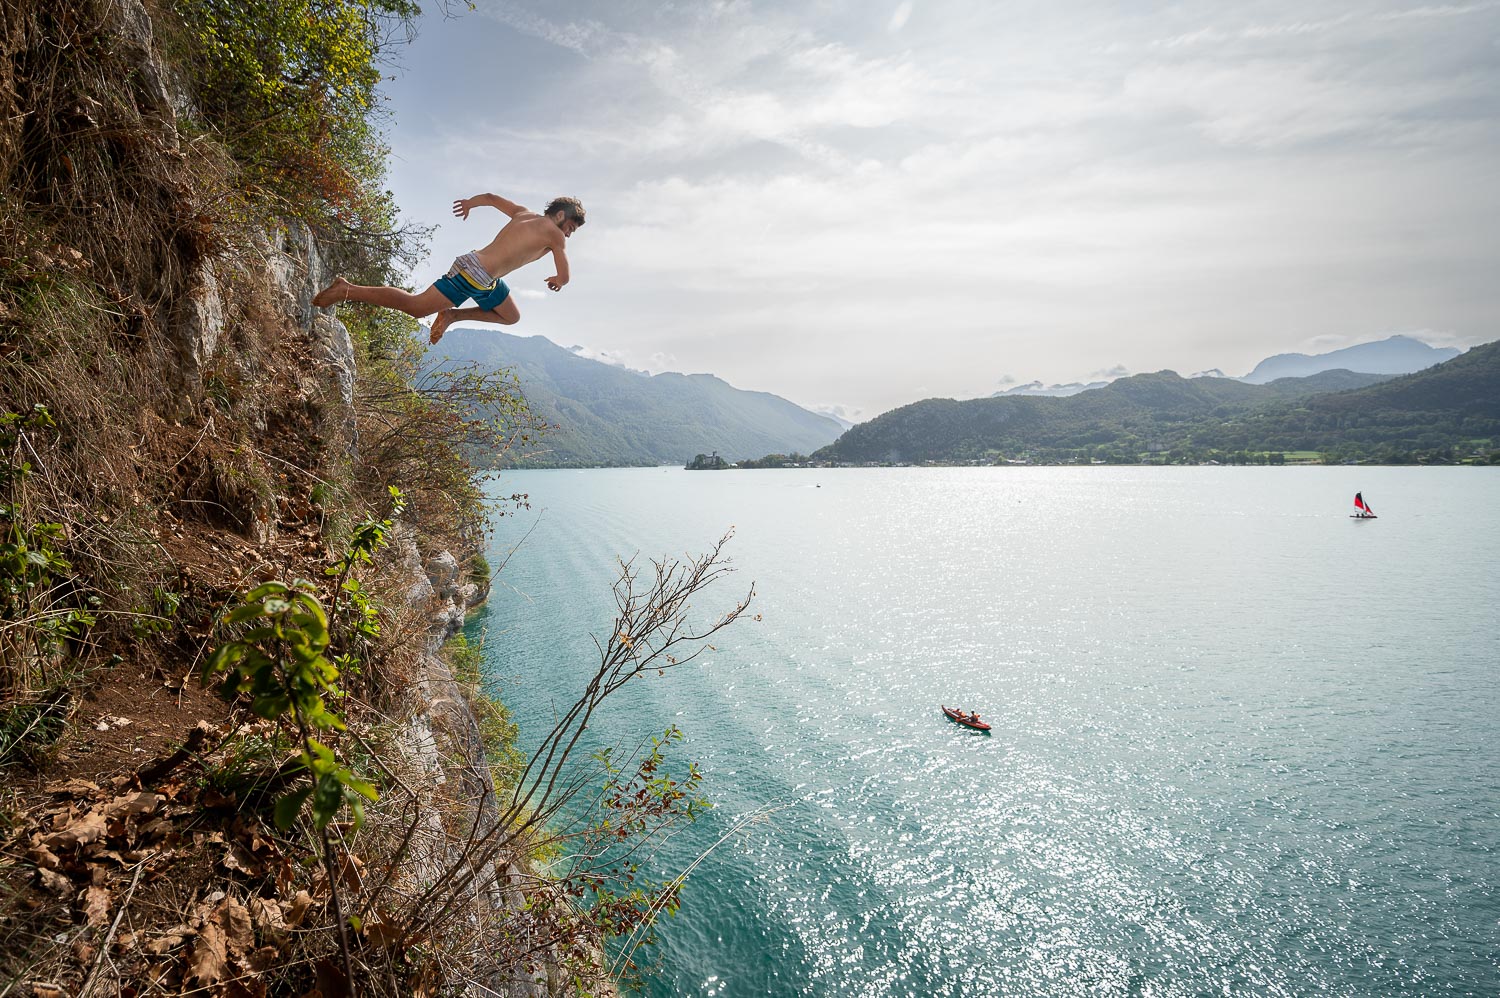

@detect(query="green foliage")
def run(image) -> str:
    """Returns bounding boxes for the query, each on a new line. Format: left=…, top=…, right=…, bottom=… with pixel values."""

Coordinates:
left=0, top=689, right=71, bottom=767
left=171, top=0, right=416, bottom=230
left=444, top=632, right=523, bottom=790
left=203, top=486, right=409, bottom=829
left=326, top=485, right=405, bottom=652
left=355, top=356, right=538, bottom=544
left=200, top=727, right=290, bottom=801
left=202, top=581, right=377, bottom=831
left=0, top=406, right=94, bottom=691
left=736, top=452, right=813, bottom=469
left=130, top=585, right=184, bottom=639
left=346, top=302, right=423, bottom=366
left=469, top=552, right=491, bottom=587
left=567, top=728, right=709, bottom=975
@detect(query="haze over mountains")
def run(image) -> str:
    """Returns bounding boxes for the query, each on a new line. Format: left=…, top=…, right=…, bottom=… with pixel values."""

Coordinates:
left=993, top=335, right=1463, bottom=398
left=1239, top=335, right=1461, bottom=384
left=993, top=380, right=1111, bottom=398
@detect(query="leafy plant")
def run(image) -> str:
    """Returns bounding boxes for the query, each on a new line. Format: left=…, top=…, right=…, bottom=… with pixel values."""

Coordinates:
left=202, top=578, right=378, bottom=983
left=324, top=485, right=404, bottom=680
left=202, top=580, right=376, bottom=831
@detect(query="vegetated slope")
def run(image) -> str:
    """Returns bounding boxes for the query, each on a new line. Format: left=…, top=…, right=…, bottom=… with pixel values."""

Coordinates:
left=1242, top=334, right=1461, bottom=383
left=428, top=329, right=845, bottom=466
left=1201, top=337, right=1500, bottom=456
left=816, top=368, right=1401, bottom=464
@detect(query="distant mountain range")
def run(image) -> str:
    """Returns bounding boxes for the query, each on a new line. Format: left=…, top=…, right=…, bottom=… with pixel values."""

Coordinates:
left=427, top=328, right=1487, bottom=469
left=814, top=341, right=1500, bottom=464
left=994, top=336, right=1461, bottom=399
left=425, top=330, right=844, bottom=467
left=992, top=380, right=1109, bottom=398
left=1240, top=334, right=1460, bottom=383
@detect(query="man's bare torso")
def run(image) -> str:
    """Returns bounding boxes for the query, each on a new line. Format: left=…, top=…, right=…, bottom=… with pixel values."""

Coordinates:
left=472, top=213, right=559, bottom=279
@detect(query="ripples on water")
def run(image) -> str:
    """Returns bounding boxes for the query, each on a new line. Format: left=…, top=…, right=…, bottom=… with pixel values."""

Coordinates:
left=474, top=468, right=1499, bottom=996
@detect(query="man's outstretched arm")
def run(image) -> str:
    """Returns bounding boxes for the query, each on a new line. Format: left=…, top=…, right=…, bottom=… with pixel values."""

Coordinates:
left=452, top=193, right=528, bottom=220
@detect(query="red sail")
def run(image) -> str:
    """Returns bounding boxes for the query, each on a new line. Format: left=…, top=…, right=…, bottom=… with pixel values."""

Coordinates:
left=1354, top=493, right=1366, bottom=510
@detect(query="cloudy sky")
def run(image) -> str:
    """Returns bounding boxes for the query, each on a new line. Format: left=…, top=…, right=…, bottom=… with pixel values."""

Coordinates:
left=380, top=0, right=1500, bottom=421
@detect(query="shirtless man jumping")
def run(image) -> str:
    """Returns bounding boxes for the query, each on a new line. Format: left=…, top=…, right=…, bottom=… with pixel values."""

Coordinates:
left=312, top=193, right=584, bottom=344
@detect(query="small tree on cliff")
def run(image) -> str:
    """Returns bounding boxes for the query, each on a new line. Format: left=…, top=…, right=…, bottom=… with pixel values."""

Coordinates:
left=366, top=532, right=753, bottom=992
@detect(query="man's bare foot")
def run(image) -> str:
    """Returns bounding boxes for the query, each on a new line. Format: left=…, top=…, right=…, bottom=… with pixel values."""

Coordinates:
left=311, top=276, right=350, bottom=308
left=429, top=308, right=456, bottom=344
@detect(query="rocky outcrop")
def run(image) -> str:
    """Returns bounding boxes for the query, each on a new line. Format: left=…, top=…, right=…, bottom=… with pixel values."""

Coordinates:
left=99, top=0, right=181, bottom=146
left=389, top=528, right=556, bottom=998
left=176, top=259, right=225, bottom=384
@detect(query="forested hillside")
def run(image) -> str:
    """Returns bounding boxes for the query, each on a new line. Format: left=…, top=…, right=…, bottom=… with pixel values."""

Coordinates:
left=815, top=352, right=1498, bottom=465
left=428, top=329, right=844, bottom=465
left=1197, top=337, right=1500, bottom=461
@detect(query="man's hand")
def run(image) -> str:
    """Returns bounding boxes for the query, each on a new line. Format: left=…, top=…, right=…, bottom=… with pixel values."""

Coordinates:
left=452, top=198, right=473, bottom=220
left=546, top=275, right=568, bottom=292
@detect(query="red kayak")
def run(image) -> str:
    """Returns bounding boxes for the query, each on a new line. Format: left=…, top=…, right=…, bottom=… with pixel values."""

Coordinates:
left=942, top=706, right=992, bottom=732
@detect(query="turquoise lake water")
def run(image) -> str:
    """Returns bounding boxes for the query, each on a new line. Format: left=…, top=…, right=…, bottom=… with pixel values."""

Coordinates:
left=468, top=467, right=1500, bottom=997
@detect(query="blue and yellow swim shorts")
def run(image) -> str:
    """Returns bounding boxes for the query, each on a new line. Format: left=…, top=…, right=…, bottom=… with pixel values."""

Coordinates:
left=433, top=252, right=511, bottom=310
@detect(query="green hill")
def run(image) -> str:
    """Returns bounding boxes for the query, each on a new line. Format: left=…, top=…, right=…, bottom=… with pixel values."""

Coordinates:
left=814, top=347, right=1499, bottom=465
left=1198, top=338, right=1500, bottom=460
left=427, top=330, right=844, bottom=467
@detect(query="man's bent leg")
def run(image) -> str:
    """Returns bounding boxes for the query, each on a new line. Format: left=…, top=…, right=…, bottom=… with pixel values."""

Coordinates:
left=429, top=299, right=521, bottom=344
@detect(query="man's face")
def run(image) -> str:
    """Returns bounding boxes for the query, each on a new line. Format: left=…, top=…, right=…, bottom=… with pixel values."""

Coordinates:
left=553, top=212, right=581, bottom=237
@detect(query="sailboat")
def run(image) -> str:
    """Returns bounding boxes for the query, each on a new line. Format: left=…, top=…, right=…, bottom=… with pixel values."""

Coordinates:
left=1351, top=492, right=1378, bottom=519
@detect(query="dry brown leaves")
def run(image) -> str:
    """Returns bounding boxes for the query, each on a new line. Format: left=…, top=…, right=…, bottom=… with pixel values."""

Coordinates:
left=3, top=731, right=346, bottom=996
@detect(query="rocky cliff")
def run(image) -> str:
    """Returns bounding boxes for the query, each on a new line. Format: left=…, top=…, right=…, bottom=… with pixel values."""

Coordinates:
left=0, top=0, right=594, bottom=993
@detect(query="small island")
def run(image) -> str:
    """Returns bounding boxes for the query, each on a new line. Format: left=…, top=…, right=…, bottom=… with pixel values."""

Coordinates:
left=686, top=451, right=731, bottom=470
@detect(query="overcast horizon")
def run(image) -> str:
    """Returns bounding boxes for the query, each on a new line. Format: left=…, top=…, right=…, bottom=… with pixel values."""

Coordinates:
left=379, top=0, right=1500, bottom=422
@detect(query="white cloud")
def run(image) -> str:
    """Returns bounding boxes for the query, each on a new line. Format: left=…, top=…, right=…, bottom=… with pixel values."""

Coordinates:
left=888, top=2, right=913, bottom=33
left=479, top=2, right=615, bottom=56
left=813, top=403, right=863, bottom=425
left=387, top=0, right=1500, bottom=416
left=567, top=343, right=637, bottom=370
left=1375, top=2, right=1500, bottom=23
left=1121, top=59, right=1479, bottom=149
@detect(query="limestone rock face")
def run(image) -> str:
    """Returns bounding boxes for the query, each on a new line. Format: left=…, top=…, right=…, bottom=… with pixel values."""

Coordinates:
left=177, top=259, right=224, bottom=384
left=265, top=222, right=327, bottom=330
left=429, top=550, right=470, bottom=641
left=310, top=313, right=356, bottom=408
left=458, top=582, right=481, bottom=611
left=101, top=0, right=180, bottom=147
left=426, top=550, right=462, bottom=601
left=261, top=221, right=358, bottom=443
